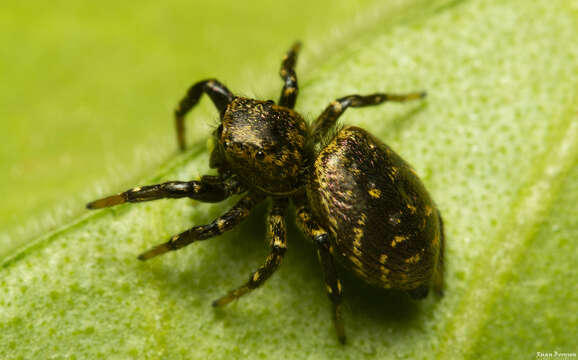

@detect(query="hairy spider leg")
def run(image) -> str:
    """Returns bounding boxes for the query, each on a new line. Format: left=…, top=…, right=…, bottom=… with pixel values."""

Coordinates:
left=86, top=176, right=245, bottom=209
left=175, top=79, right=234, bottom=150
left=138, top=192, right=264, bottom=260
left=310, top=92, right=426, bottom=141
left=294, top=196, right=346, bottom=344
left=278, top=42, right=302, bottom=109
left=213, top=198, right=289, bottom=306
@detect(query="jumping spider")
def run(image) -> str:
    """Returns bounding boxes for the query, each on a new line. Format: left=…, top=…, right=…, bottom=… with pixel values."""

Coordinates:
left=87, top=42, right=444, bottom=344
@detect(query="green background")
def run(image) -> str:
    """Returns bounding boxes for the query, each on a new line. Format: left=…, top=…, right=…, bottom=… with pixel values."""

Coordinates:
left=1, top=0, right=576, bottom=359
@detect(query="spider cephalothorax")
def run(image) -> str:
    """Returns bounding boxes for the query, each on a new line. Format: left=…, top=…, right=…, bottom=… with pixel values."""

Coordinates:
left=87, top=42, right=444, bottom=344
left=217, top=97, right=309, bottom=195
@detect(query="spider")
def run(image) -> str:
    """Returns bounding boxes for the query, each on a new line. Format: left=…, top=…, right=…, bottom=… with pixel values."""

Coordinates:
left=87, top=42, right=444, bottom=344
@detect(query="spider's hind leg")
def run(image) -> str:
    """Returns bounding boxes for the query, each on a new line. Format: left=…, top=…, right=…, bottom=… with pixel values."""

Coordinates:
left=295, top=197, right=346, bottom=344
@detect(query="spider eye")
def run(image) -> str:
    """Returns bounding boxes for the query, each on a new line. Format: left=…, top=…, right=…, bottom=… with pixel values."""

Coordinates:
left=255, top=150, right=265, bottom=160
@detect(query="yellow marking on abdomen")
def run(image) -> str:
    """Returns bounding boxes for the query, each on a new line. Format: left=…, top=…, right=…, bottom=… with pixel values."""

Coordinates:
left=391, top=235, right=408, bottom=248
left=368, top=188, right=381, bottom=199
left=379, top=265, right=391, bottom=284
left=379, top=254, right=388, bottom=264
left=407, top=204, right=417, bottom=214
left=432, top=231, right=440, bottom=247
left=349, top=256, right=363, bottom=270
left=425, top=205, right=433, bottom=216
left=352, top=228, right=364, bottom=256
left=405, top=253, right=421, bottom=264
left=387, top=167, right=399, bottom=182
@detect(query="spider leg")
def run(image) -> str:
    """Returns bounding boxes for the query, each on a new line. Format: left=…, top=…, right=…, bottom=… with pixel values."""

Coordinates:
left=86, top=176, right=244, bottom=209
left=310, top=91, right=426, bottom=141
left=278, top=42, right=302, bottom=109
left=138, top=192, right=264, bottom=260
left=213, top=198, right=289, bottom=306
left=175, top=79, right=234, bottom=150
left=294, top=198, right=346, bottom=344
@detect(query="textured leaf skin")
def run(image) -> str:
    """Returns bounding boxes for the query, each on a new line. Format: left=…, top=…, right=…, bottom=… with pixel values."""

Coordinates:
left=1, top=0, right=577, bottom=359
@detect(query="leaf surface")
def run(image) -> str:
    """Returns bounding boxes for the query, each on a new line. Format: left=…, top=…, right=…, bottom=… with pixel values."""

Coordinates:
left=1, top=0, right=577, bottom=359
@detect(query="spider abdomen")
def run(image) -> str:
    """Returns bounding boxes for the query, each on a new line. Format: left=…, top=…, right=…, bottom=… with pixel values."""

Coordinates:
left=306, top=126, right=443, bottom=295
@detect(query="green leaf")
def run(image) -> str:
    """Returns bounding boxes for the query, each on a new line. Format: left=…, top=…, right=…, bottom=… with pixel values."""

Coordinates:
left=1, top=0, right=577, bottom=359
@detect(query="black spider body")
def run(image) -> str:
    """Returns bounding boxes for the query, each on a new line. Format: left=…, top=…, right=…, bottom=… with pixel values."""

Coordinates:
left=307, top=126, right=443, bottom=298
left=87, top=42, right=444, bottom=344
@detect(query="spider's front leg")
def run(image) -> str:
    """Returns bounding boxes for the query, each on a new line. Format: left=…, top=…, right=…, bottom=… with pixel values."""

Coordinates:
left=175, top=79, right=234, bottom=150
left=294, top=197, right=346, bottom=344
left=311, top=91, right=426, bottom=141
left=138, top=192, right=264, bottom=260
left=86, top=175, right=244, bottom=209
left=278, top=42, right=301, bottom=109
left=213, top=198, right=289, bottom=306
